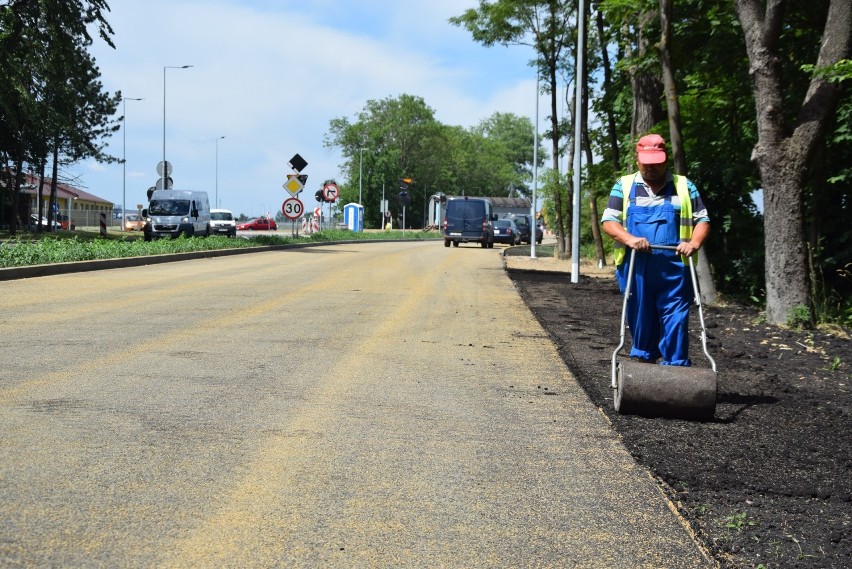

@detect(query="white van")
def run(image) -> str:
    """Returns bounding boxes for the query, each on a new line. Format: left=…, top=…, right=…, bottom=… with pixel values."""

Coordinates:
left=143, top=190, right=211, bottom=241
left=210, top=208, right=236, bottom=237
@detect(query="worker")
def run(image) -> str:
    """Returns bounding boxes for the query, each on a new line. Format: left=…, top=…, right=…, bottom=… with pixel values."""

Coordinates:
left=601, top=134, right=711, bottom=366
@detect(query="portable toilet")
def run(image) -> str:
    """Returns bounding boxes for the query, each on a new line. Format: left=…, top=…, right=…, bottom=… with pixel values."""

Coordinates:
left=344, top=203, right=364, bottom=232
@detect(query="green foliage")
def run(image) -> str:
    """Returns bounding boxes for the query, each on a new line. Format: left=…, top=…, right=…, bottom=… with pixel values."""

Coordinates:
left=720, top=511, right=758, bottom=532
left=786, top=304, right=813, bottom=329
left=537, top=169, right=568, bottom=234
left=324, top=95, right=539, bottom=229
left=827, top=356, right=841, bottom=372
left=1, top=0, right=120, bottom=233
left=470, top=112, right=546, bottom=196
left=0, top=231, right=434, bottom=269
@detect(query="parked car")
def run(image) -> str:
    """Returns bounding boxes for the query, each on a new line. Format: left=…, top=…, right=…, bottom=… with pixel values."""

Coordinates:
left=493, top=218, right=521, bottom=245
left=56, top=214, right=75, bottom=230
left=237, top=217, right=277, bottom=231
left=28, top=214, right=61, bottom=231
left=124, top=213, right=145, bottom=231
left=210, top=208, right=236, bottom=237
left=511, top=214, right=543, bottom=244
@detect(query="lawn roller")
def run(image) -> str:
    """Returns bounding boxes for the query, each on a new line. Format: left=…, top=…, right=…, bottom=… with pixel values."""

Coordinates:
left=611, top=245, right=717, bottom=420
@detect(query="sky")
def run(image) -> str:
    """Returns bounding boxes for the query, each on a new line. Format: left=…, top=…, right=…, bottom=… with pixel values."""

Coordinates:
left=65, top=0, right=549, bottom=218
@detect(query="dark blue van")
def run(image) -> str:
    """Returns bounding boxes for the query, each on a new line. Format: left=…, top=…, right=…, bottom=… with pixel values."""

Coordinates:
left=442, top=197, right=496, bottom=248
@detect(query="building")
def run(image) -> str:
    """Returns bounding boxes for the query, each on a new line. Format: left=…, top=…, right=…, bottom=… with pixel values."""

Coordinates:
left=428, top=194, right=532, bottom=228
left=3, top=172, right=114, bottom=229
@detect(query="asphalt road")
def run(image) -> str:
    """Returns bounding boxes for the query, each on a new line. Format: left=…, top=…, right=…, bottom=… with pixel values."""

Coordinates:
left=0, top=241, right=711, bottom=567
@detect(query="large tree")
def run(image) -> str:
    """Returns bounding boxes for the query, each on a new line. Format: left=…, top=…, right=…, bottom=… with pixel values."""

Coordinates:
left=470, top=112, right=543, bottom=197
left=325, top=96, right=539, bottom=228
left=657, top=0, right=717, bottom=303
left=0, top=0, right=118, bottom=235
left=734, top=0, right=851, bottom=325
left=451, top=0, right=576, bottom=255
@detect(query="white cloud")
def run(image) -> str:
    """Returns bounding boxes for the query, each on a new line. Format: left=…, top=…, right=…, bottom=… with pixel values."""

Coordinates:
left=68, top=0, right=545, bottom=215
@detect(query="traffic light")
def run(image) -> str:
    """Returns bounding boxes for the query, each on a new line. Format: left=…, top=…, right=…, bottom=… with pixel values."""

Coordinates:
left=315, top=189, right=325, bottom=203
left=399, top=177, right=412, bottom=190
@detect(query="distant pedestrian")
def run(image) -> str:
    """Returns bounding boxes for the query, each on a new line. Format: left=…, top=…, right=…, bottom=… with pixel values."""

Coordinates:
left=601, top=134, right=711, bottom=366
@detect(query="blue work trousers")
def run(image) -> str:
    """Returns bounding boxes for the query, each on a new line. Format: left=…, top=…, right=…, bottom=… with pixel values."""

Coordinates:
left=616, top=199, right=693, bottom=366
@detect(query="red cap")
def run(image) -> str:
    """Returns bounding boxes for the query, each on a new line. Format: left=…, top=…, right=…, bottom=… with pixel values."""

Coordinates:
left=636, top=134, right=667, bottom=164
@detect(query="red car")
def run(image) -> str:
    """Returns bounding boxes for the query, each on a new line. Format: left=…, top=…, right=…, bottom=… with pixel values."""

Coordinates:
left=237, top=217, right=277, bottom=231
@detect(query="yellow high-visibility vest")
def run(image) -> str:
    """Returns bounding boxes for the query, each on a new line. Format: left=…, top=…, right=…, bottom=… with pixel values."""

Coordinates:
left=612, top=174, right=694, bottom=266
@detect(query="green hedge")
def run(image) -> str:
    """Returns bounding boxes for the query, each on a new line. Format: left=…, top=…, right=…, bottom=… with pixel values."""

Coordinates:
left=0, top=230, right=436, bottom=268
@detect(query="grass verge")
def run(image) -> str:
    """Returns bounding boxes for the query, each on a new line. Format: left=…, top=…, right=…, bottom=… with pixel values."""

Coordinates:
left=0, top=229, right=438, bottom=268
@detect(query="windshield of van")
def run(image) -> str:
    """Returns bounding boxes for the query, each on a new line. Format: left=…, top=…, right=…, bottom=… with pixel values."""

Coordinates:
left=448, top=201, right=485, bottom=220
left=210, top=211, right=233, bottom=221
left=148, top=199, right=191, bottom=216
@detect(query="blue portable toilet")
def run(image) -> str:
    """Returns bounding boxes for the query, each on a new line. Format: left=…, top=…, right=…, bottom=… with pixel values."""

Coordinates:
left=344, top=203, right=364, bottom=232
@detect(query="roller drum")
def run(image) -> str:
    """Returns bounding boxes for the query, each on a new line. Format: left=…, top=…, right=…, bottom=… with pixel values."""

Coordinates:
left=615, top=362, right=716, bottom=420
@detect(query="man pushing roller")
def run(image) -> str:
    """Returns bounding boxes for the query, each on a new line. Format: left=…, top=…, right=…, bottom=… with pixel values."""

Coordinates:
left=601, top=134, right=711, bottom=366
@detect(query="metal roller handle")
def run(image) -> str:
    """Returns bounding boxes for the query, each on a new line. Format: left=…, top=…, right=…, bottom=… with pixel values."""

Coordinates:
left=610, top=244, right=716, bottom=390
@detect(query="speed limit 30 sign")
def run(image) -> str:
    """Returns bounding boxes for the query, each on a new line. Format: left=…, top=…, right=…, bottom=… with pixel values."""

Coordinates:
left=282, top=197, right=304, bottom=220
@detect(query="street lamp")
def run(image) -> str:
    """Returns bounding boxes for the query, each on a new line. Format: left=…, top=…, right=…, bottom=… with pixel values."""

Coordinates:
left=122, top=96, right=144, bottom=231
left=162, top=65, right=193, bottom=191
left=215, top=136, right=225, bottom=208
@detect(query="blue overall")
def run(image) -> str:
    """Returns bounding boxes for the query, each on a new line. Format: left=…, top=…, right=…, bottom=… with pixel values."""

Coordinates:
left=615, top=182, right=693, bottom=366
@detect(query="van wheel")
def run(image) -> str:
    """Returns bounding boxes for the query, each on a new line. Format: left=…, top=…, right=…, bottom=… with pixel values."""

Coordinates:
left=444, top=239, right=450, bottom=247
left=452, top=241, right=459, bottom=247
left=487, top=241, right=494, bottom=249
left=481, top=240, right=488, bottom=248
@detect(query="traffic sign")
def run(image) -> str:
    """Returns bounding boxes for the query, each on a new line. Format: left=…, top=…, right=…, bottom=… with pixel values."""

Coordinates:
left=283, top=176, right=304, bottom=196
left=282, top=197, right=304, bottom=220
left=288, top=153, right=308, bottom=173
left=156, top=161, right=173, bottom=177
left=322, top=182, right=339, bottom=202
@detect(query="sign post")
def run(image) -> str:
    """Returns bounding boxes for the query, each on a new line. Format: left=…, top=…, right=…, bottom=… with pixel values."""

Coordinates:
left=284, top=153, right=308, bottom=236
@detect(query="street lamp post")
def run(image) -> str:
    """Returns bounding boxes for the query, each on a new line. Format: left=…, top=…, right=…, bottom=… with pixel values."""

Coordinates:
left=122, top=96, right=143, bottom=231
left=162, top=65, right=193, bottom=191
left=215, top=136, right=225, bottom=208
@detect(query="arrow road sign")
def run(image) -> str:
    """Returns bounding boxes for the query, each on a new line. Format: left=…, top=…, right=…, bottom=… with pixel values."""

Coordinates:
left=322, top=182, right=339, bottom=202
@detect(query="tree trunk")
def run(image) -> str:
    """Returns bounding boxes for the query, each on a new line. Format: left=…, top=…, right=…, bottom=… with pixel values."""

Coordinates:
left=596, top=9, right=621, bottom=171
left=629, top=11, right=665, bottom=139
left=49, top=140, right=60, bottom=231
left=582, top=74, right=606, bottom=267
left=584, top=133, right=606, bottom=266
left=734, top=0, right=851, bottom=326
left=658, top=0, right=717, bottom=304
left=550, top=60, right=569, bottom=257
left=11, top=157, right=23, bottom=237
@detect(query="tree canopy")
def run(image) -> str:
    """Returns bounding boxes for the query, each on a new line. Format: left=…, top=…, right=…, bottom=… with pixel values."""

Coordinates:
left=0, top=0, right=120, bottom=234
left=324, top=95, right=543, bottom=229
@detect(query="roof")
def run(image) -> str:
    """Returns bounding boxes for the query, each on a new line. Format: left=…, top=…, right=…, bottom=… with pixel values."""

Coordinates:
left=489, top=197, right=531, bottom=209
left=17, top=172, right=113, bottom=206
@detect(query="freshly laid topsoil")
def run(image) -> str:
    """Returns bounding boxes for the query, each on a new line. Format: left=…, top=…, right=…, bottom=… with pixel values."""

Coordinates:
left=507, top=268, right=851, bottom=568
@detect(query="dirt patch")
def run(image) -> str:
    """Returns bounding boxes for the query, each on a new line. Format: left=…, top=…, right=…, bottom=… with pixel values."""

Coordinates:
left=507, top=264, right=851, bottom=568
